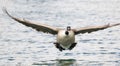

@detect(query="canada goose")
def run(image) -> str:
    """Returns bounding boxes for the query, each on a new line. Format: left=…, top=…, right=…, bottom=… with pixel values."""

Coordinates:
left=3, top=8, right=120, bottom=51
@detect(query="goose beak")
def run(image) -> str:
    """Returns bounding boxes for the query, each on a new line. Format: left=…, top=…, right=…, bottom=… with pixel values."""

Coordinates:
left=67, top=26, right=71, bottom=31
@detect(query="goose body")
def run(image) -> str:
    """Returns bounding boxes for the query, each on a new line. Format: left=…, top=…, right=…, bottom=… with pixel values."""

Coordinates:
left=3, top=8, right=120, bottom=51
left=57, top=30, right=75, bottom=49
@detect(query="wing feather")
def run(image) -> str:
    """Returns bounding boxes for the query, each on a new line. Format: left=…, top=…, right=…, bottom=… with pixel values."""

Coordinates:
left=73, top=23, right=120, bottom=35
left=3, top=8, right=60, bottom=35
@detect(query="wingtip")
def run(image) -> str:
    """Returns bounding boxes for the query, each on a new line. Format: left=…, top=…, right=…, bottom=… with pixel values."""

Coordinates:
left=2, top=7, right=7, bottom=13
left=109, top=23, right=120, bottom=27
left=2, top=7, right=13, bottom=18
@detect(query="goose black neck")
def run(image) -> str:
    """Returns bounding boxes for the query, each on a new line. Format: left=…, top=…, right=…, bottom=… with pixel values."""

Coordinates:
left=65, top=31, right=69, bottom=35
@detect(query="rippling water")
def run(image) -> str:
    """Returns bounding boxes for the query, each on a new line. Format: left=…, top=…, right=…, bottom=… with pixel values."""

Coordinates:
left=0, top=0, right=120, bottom=66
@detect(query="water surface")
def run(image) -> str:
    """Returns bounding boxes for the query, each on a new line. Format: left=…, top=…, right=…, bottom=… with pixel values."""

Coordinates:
left=0, top=0, right=120, bottom=66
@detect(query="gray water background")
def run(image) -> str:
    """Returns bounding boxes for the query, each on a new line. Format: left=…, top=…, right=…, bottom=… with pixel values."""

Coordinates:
left=0, top=0, right=120, bottom=66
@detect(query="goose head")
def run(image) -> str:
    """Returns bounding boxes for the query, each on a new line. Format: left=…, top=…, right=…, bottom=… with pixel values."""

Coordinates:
left=65, top=26, right=71, bottom=35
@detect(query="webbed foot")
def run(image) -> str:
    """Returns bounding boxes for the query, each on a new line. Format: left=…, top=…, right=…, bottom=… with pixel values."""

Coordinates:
left=54, top=42, right=65, bottom=51
left=69, top=43, right=77, bottom=50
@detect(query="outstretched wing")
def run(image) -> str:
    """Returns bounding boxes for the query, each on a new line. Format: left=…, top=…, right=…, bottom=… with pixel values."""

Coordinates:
left=73, top=23, right=120, bottom=35
left=3, top=8, right=60, bottom=35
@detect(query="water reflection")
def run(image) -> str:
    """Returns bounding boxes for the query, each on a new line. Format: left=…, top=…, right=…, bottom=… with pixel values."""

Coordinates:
left=33, top=59, right=76, bottom=66
left=56, top=59, right=76, bottom=66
